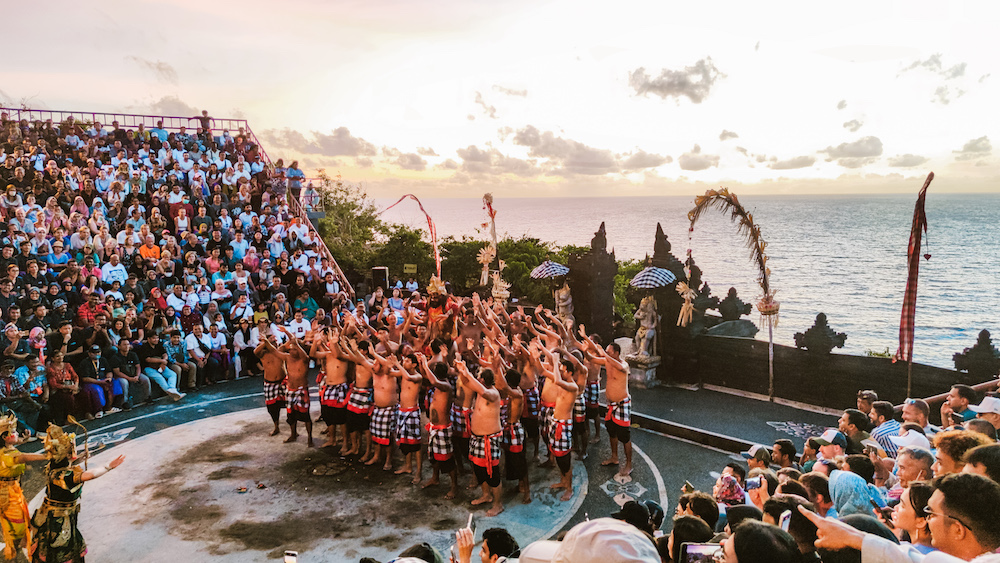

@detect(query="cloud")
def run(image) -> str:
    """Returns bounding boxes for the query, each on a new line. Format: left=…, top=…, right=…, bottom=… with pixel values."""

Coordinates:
left=821, top=136, right=883, bottom=168
left=900, top=53, right=971, bottom=105
left=628, top=58, right=724, bottom=104
left=355, top=157, right=374, bottom=168
left=769, top=156, right=816, bottom=170
left=980, top=74, right=991, bottom=84
left=621, top=150, right=671, bottom=171
left=678, top=144, right=720, bottom=171
left=954, top=136, right=991, bottom=161
left=932, top=85, right=966, bottom=105
left=467, top=115, right=475, bottom=121
left=125, top=56, right=178, bottom=85
left=754, top=41, right=760, bottom=52
left=492, top=85, right=527, bottom=97
left=887, top=154, right=929, bottom=167
left=512, top=125, right=618, bottom=175
left=438, top=159, right=459, bottom=170
left=416, top=147, right=438, bottom=156
left=456, top=145, right=540, bottom=177
left=259, top=127, right=378, bottom=157
left=842, top=119, right=863, bottom=132
left=148, top=95, right=200, bottom=116
left=837, top=100, right=847, bottom=110
left=735, top=146, right=749, bottom=156
left=719, top=130, right=739, bottom=141
left=395, top=153, right=427, bottom=171
left=474, top=92, right=497, bottom=119
left=382, top=146, right=402, bottom=157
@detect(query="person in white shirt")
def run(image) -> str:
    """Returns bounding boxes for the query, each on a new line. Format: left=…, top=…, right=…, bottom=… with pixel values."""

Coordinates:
left=207, top=324, right=230, bottom=375
left=100, top=254, right=128, bottom=285
left=185, top=324, right=219, bottom=385
left=178, top=153, right=195, bottom=172
left=288, top=309, right=311, bottom=341
left=166, top=285, right=187, bottom=312
left=249, top=318, right=288, bottom=348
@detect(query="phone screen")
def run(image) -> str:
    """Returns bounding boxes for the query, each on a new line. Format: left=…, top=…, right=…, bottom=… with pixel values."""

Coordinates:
left=283, top=551, right=298, bottom=563
left=681, top=543, right=720, bottom=563
left=779, top=510, right=792, bottom=531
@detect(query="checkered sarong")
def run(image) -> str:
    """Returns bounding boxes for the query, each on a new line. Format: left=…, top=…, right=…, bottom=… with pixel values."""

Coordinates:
left=450, top=404, right=471, bottom=438
left=320, top=381, right=351, bottom=408
left=585, top=381, right=600, bottom=407
left=500, top=399, right=510, bottom=428
left=286, top=385, right=310, bottom=414
left=263, top=380, right=286, bottom=405
left=395, top=407, right=422, bottom=446
left=605, top=397, right=631, bottom=427
left=573, top=393, right=586, bottom=423
left=427, top=423, right=453, bottom=461
left=469, top=431, right=502, bottom=474
left=539, top=401, right=556, bottom=442
left=522, top=385, right=539, bottom=418
left=547, top=416, right=573, bottom=456
left=370, top=405, right=396, bottom=445
left=504, top=421, right=525, bottom=454
left=347, top=386, right=374, bottom=414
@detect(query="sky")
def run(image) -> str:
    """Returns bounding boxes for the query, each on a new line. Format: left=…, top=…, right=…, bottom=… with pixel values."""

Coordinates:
left=5, top=0, right=999, bottom=197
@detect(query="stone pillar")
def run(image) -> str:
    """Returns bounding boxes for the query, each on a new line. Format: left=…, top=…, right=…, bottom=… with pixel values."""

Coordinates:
left=567, top=222, right=618, bottom=344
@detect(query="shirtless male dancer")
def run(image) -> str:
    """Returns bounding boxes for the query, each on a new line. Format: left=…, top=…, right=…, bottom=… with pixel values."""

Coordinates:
left=344, top=339, right=381, bottom=461
left=497, top=367, right=531, bottom=504
left=280, top=326, right=314, bottom=447
left=368, top=343, right=399, bottom=471
left=313, top=328, right=351, bottom=450
left=417, top=354, right=459, bottom=499
left=579, top=325, right=632, bottom=476
left=255, top=333, right=287, bottom=437
left=393, top=354, right=424, bottom=483
left=536, top=341, right=578, bottom=501
left=456, top=360, right=504, bottom=517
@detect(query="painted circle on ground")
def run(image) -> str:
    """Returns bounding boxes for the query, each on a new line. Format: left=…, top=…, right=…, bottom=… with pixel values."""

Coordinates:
left=35, top=409, right=587, bottom=562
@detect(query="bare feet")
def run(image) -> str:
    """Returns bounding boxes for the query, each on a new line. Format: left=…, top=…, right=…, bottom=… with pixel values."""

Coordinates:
left=618, top=463, right=633, bottom=476
left=590, top=436, right=601, bottom=444
left=444, top=490, right=457, bottom=500
left=363, top=456, right=379, bottom=466
left=320, top=440, right=336, bottom=448
left=306, top=439, right=315, bottom=448
left=410, top=475, right=421, bottom=485
left=601, top=457, right=619, bottom=466
left=270, top=427, right=280, bottom=437
left=560, top=488, right=573, bottom=501
left=382, top=463, right=393, bottom=472
left=284, top=434, right=298, bottom=443
left=421, top=478, right=440, bottom=489
left=471, top=494, right=493, bottom=506
left=486, top=505, right=504, bottom=517
left=549, top=482, right=567, bottom=490
left=522, top=492, right=532, bottom=504
left=395, top=467, right=412, bottom=475
left=467, top=481, right=480, bottom=490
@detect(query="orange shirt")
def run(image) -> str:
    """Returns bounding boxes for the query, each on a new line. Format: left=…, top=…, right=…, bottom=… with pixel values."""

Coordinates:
left=139, top=244, right=161, bottom=261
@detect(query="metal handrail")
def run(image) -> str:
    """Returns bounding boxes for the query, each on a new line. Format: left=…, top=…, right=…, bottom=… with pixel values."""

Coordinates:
left=2, top=106, right=352, bottom=298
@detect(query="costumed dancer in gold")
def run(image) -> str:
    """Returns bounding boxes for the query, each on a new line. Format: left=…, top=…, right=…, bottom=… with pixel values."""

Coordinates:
left=0, top=414, right=45, bottom=560
left=29, top=420, right=125, bottom=563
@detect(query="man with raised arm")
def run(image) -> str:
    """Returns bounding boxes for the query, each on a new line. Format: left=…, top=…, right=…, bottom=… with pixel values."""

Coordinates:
left=456, top=360, right=504, bottom=517
left=580, top=324, right=633, bottom=476
left=536, top=340, right=579, bottom=501
left=392, top=354, right=425, bottom=483
left=513, top=335, right=542, bottom=462
left=279, top=326, right=314, bottom=447
left=312, top=328, right=351, bottom=451
left=498, top=366, right=531, bottom=504
left=417, top=354, right=459, bottom=499
left=367, top=343, right=399, bottom=471
left=343, top=338, right=382, bottom=462
left=255, top=333, right=288, bottom=437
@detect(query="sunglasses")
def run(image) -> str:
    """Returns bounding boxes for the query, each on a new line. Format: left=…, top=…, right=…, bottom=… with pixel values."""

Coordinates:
left=923, top=506, right=972, bottom=530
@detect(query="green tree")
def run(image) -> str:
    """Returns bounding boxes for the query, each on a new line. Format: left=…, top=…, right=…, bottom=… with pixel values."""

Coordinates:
left=313, top=170, right=385, bottom=279
left=370, top=224, right=435, bottom=282
left=614, top=259, right=644, bottom=331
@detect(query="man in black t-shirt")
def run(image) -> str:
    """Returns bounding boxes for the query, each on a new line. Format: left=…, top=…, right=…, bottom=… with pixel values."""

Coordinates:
left=46, top=321, right=86, bottom=368
left=135, top=332, right=184, bottom=401
left=108, top=339, right=150, bottom=408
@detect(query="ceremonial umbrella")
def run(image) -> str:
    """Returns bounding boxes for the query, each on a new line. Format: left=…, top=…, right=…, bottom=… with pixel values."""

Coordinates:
left=629, top=267, right=677, bottom=289
left=530, top=260, right=570, bottom=279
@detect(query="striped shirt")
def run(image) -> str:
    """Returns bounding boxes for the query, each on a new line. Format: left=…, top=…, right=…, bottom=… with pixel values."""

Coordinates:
left=871, top=419, right=901, bottom=458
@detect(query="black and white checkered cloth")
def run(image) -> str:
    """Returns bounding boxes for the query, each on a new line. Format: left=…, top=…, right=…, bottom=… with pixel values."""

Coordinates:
left=469, top=431, right=502, bottom=471
left=573, top=393, right=586, bottom=423
left=605, top=397, right=632, bottom=427
left=320, top=381, right=351, bottom=408
left=585, top=381, right=600, bottom=407
left=347, top=386, right=374, bottom=414
left=263, top=380, right=286, bottom=405
left=286, top=385, right=310, bottom=414
left=395, top=407, right=422, bottom=446
left=450, top=404, right=471, bottom=438
left=504, top=421, right=525, bottom=453
left=370, top=405, right=396, bottom=445
left=547, top=416, right=573, bottom=456
left=522, top=385, right=539, bottom=418
left=427, top=424, right=453, bottom=461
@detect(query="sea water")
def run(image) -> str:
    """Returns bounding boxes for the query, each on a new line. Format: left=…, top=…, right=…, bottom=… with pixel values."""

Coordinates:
left=378, top=193, right=1000, bottom=369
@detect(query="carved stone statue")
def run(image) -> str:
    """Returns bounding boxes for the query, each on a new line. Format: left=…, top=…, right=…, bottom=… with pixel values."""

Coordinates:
left=718, top=287, right=752, bottom=322
left=591, top=222, right=608, bottom=252
left=794, top=313, right=847, bottom=355
left=632, top=295, right=659, bottom=357
left=954, top=329, right=1000, bottom=381
left=554, top=281, right=575, bottom=328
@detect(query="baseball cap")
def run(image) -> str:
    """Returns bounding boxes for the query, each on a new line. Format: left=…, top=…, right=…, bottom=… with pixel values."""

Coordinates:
left=969, top=396, right=1000, bottom=416
left=741, top=444, right=772, bottom=463
left=89, top=345, right=101, bottom=352
left=814, top=429, right=848, bottom=449
left=889, top=430, right=932, bottom=451
left=611, top=500, right=651, bottom=531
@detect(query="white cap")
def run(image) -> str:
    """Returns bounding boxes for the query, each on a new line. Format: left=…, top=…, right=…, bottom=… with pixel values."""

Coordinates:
left=969, top=397, right=1000, bottom=416
left=890, top=430, right=932, bottom=451
left=516, top=541, right=561, bottom=563
left=549, top=518, right=659, bottom=563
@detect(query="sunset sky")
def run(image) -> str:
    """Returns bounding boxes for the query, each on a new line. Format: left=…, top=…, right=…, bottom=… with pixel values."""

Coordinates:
left=5, top=0, right=998, bottom=196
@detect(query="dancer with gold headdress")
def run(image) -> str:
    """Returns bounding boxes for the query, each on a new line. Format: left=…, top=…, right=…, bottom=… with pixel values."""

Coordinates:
left=29, top=421, right=124, bottom=563
left=0, top=414, right=45, bottom=560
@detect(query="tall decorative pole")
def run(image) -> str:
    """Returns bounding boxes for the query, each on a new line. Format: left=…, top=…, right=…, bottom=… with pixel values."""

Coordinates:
left=893, top=172, right=934, bottom=398
left=687, top=188, right=779, bottom=400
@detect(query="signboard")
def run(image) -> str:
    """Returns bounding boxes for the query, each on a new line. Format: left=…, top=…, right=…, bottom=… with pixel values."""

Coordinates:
left=403, top=264, right=417, bottom=274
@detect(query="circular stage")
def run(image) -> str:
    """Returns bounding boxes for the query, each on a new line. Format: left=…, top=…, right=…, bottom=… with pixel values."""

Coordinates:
left=32, top=409, right=587, bottom=562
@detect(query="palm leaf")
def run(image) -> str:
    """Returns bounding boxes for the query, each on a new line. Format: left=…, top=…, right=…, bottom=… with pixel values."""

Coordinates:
left=687, top=188, right=771, bottom=295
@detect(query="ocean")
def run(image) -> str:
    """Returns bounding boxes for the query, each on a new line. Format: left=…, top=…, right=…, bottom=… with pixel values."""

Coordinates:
left=377, top=193, right=1000, bottom=370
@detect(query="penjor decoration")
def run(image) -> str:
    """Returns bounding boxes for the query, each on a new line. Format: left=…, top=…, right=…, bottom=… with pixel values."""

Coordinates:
left=894, top=172, right=934, bottom=397
left=687, top=187, right=780, bottom=400
left=380, top=194, right=442, bottom=278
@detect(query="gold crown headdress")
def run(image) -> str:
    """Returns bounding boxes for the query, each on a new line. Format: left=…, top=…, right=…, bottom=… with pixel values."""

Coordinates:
left=43, top=423, right=77, bottom=462
left=0, top=414, right=16, bottom=436
left=427, top=275, right=447, bottom=295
